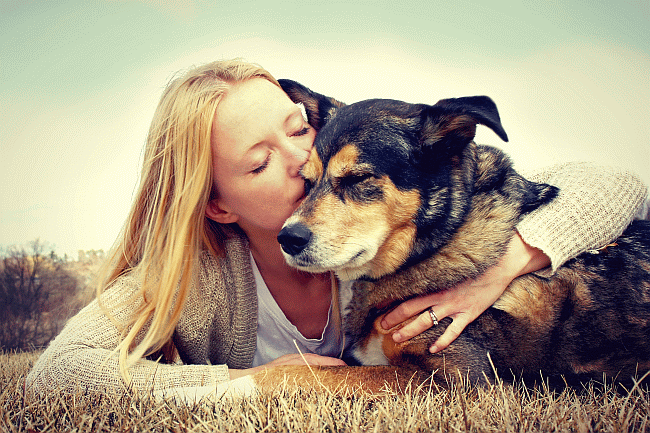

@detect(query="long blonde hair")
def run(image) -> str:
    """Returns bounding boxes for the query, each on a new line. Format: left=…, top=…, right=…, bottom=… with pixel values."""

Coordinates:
left=97, top=59, right=278, bottom=381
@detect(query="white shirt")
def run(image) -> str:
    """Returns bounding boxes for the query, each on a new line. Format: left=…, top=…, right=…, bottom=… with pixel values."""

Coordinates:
left=251, top=254, right=354, bottom=367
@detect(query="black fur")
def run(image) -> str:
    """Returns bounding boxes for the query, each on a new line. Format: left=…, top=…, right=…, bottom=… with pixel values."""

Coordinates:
left=278, top=79, right=650, bottom=390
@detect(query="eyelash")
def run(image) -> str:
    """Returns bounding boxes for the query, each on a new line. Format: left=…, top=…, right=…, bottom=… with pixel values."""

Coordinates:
left=251, top=126, right=311, bottom=174
left=292, top=126, right=311, bottom=137
left=251, top=155, right=270, bottom=174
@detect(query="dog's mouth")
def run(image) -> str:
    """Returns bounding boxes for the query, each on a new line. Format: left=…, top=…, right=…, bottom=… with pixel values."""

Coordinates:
left=291, top=248, right=365, bottom=268
left=281, top=242, right=374, bottom=281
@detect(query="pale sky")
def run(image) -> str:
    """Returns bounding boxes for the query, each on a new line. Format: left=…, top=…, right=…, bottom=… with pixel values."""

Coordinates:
left=1, top=0, right=648, bottom=258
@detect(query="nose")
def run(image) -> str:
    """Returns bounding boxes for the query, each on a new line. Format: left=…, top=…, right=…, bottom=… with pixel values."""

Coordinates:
left=277, top=223, right=312, bottom=256
left=283, top=140, right=312, bottom=177
left=288, top=148, right=311, bottom=177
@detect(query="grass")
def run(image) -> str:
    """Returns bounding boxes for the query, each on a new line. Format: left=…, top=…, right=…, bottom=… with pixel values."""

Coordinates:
left=2, top=350, right=650, bottom=432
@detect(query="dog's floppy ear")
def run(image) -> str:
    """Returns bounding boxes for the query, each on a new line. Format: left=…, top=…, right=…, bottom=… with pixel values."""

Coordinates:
left=433, top=96, right=508, bottom=142
left=278, top=79, right=346, bottom=130
left=420, top=96, right=508, bottom=160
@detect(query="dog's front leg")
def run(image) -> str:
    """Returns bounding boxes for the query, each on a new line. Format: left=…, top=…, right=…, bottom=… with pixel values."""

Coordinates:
left=251, top=365, right=427, bottom=396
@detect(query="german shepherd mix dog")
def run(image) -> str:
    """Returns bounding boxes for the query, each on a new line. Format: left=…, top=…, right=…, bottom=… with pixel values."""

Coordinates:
left=231, top=80, right=650, bottom=396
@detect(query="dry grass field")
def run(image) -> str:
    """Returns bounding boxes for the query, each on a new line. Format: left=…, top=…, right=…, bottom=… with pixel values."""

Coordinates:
left=2, top=350, right=650, bottom=432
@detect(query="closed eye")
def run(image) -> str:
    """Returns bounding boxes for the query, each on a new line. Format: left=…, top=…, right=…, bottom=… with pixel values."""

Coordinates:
left=251, top=154, right=270, bottom=174
left=291, top=126, right=311, bottom=137
left=337, top=172, right=382, bottom=202
left=341, top=172, right=373, bottom=186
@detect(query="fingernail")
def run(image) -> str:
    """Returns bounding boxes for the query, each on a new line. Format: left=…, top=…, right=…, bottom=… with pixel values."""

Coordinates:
left=381, top=318, right=388, bottom=329
left=392, top=332, right=402, bottom=342
left=429, top=345, right=438, bottom=354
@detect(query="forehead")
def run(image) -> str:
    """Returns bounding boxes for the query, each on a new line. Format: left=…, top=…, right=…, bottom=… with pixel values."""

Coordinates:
left=211, top=78, right=294, bottom=152
left=315, top=100, right=419, bottom=173
left=327, top=144, right=372, bottom=178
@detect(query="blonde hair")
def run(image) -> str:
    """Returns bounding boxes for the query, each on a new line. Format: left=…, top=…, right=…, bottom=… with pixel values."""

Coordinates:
left=97, top=59, right=278, bottom=382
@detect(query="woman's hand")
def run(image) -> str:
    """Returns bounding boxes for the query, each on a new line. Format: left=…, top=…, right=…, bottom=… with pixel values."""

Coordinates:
left=229, top=353, right=347, bottom=380
left=380, top=232, right=551, bottom=353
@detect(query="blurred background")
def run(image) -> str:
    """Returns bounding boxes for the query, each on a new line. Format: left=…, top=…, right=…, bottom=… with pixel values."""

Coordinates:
left=2, top=0, right=648, bottom=258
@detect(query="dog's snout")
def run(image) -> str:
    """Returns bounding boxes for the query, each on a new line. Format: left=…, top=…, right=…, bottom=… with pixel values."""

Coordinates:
left=278, top=223, right=312, bottom=256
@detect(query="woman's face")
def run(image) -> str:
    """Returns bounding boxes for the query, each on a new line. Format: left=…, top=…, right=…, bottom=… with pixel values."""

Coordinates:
left=207, top=78, right=316, bottom=237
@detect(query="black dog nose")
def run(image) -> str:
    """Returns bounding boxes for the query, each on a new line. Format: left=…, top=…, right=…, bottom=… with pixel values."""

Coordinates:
left=278, top=223, right=312, bottom=256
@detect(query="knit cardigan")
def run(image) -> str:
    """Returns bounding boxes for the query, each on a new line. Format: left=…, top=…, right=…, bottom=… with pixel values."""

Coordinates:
left=26, top=163, right=648, bottom=395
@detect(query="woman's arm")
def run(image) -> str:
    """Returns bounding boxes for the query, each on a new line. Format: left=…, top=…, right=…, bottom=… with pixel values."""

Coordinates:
left=382, top=163, right=648, bottom=351
left=517, top=162, right=648, bottom=273
left=26, top=276, right=230, bottom=397
left=383, top=231, right=548, bottom=352
left=27, top=272, right=347, bottom=401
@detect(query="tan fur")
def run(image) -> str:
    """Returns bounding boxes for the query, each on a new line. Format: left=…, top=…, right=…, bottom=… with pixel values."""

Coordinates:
left=302, top=147, right=323, bottom=182
left=352, top=175, right=520, bottom=307
left=365, top=180, right=421, bottom=279
left=642, top=280, right=650, bottom=304
left=427, top=114, right=477, bottom=144
left=296, top=164, right=421, bottom=280
left=355, top=314, right=417, bottom=365
left=275, top=83, right=650, bottom=393
left=377, top=315, right=417, bottom=364
left=252, top=365, right=426, bottom=396
left=492, top=276, right=557, bottom=326
left=327, top=144, right=363, bottom=178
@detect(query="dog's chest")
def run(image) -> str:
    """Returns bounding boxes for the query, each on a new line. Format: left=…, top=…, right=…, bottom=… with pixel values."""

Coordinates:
left=352, top=331, right=391, bottom=366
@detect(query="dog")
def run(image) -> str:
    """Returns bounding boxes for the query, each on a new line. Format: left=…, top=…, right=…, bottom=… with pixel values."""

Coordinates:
left=234, top=80, right=650, bottom=397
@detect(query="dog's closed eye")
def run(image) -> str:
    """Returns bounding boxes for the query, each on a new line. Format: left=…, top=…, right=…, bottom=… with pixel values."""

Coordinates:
left=341, top=173, right=373, bottom=187
left=335, top=173, right=383, bottom=203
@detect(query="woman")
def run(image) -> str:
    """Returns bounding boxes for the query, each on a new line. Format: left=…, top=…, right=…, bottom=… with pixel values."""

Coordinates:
left=27, top=59, right=647, bottom=397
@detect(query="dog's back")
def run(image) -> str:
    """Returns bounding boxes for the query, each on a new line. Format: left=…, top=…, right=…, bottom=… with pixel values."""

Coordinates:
left=531, top=220, right=650, bottom=385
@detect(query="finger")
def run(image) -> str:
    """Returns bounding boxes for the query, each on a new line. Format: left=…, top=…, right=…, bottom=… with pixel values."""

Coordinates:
left=381, top=294, right=437, bottom=329
left=429, top=317, right=467, bottom=353
left=392, top=308, right=441, bottom=343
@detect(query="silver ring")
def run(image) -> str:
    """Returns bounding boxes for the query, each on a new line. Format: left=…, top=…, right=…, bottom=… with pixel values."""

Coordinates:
left=428, top=308, right=439, bottom=326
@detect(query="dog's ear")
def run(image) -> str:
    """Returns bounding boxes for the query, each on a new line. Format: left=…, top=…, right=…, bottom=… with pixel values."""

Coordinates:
left=420, top=96, right=508, bottom=160
left=433, top=96, right=508, bottom=142
left=278, top=79, right=346, bottom=130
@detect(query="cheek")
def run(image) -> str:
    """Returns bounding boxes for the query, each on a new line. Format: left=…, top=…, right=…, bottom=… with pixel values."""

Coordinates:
left=214, top=174, right=264, bottom=216
left=256, top=170, right=298, bottom=198
left=247, top=177, right=300, bottom=214
left=211, top=163, right=242, bottom=204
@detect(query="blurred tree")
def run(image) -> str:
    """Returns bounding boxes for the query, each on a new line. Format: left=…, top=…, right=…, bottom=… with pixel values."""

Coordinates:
left=0, top=240, right=80, bottom=351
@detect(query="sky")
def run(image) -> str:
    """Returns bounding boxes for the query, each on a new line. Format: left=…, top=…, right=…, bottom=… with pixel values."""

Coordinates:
left=1, top=0, right=648, bottom=258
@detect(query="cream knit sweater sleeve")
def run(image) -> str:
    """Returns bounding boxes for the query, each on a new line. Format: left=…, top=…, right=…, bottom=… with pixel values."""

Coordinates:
left=26, top=274, right=231, bottom=397
left=517, top=162, right=648, bottom=274
left=26, top=231, right=256, bottom=400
